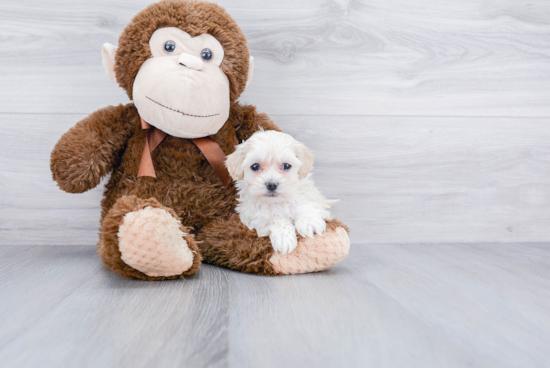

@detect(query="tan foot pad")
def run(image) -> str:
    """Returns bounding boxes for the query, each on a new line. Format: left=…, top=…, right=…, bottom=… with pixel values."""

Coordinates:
left=270, top=226, right=350, bottom=275
left=118, top=206, right=194, bottom=277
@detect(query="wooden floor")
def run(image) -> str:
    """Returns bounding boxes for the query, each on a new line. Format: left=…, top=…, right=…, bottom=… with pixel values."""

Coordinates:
left=0, top=244, right=549, bottom=368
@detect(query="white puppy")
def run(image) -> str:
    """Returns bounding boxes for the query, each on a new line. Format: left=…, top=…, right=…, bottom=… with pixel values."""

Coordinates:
left=225, top=130, right=335, bottom=254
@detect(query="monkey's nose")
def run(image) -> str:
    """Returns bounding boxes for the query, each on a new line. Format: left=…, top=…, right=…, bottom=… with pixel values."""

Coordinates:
left=265, top=181, right=278, bottom=191
left=178, top=53, right=204, bottom=71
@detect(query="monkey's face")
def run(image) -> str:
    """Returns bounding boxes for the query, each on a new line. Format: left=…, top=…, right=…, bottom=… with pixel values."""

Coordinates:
left=101, top=0, right=254, bottom=139
left=132, top=27, right=230, bottom=139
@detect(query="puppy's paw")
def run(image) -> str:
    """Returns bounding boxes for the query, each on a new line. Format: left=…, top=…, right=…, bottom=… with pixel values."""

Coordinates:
left=295, top=216, right=327, bottom=238
left=269, top=221, right=298, bottom=254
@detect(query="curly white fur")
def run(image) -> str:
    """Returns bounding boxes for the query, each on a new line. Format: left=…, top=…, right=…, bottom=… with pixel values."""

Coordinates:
left=226, top=130, right=336, bottom=254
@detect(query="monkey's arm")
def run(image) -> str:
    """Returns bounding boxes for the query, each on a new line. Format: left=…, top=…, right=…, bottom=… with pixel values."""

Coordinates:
left=231, top=103, right=282, bottom=142
left=51, top=103, right=137, bottom=193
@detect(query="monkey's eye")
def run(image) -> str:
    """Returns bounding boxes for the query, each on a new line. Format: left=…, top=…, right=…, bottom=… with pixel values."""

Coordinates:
left=282, top=163, right=292, bottom=170
left=164, top=41, right=176, bottom=54
left=200, top=48, right=213, bottom=61
left=251, top=163, right=260, bottom=171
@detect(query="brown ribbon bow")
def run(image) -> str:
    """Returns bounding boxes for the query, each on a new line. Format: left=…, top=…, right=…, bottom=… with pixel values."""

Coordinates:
left=137, top=117, right=231, bottom=188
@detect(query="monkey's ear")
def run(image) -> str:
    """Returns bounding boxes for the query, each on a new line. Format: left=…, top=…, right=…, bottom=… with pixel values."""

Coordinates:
left=295, top=142, right=315, bottom=179
left=101, top=43, right=117, bottom=82
left=225, top=143, right=249, bottom=180
left=245, top=56, right=254, bottom=88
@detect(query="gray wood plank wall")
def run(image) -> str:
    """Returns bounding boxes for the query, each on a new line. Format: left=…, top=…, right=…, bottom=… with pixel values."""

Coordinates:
left=1, top=0, right=549, bottom=245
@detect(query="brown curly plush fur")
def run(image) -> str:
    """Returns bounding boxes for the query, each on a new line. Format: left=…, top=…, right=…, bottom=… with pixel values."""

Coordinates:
left=50, top=104, right=138, bottom=194
left=50, top=0, right=349, bottom=280
left=197, top=214, right=279, bottom=275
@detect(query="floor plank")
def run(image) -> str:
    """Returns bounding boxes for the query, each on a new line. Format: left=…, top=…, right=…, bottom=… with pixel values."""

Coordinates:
left=0, top=0, right=548, bottom=116
left=225, top=265, right=469, bottom=367
left=362, top=243, right=550, bottom=367
left=0, top=244, right=549, bottom=367
left=0, top=246, right=101, bottom=348
left=0, top=250, right=229, bottom=368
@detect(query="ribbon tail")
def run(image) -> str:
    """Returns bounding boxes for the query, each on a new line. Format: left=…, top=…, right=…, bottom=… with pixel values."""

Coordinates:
left=138, top=129, right=157, bottom=178
left=192, top=137, right=232, bottom=188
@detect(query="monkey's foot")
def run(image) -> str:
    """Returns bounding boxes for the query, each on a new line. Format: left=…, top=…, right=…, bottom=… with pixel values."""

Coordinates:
left=118, top=206, right=195, bottom=277
left=197, top=216, right=349, bottom=276
left=269, top=219, right=350, bottom=275
left=98, top=196, right=201, bottom=280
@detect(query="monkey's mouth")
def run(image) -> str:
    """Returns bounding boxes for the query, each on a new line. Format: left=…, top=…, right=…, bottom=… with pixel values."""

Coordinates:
left=146, top=96, right=220, bottom=118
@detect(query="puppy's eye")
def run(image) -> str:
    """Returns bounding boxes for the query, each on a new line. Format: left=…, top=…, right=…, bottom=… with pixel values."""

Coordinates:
left=251, top=163, right=260, bottom=171
left=282, top=163, right=292, bottom=170
left=201, top=48, right=213, bottom=61
left=164, top=41, right=176, bottom=54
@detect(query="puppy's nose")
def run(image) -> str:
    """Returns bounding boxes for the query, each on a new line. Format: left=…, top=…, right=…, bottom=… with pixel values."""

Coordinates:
left=265, top=181, right=278, bottom=191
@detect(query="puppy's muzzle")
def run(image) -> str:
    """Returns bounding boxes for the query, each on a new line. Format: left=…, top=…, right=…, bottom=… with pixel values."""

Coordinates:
left=265, top=181, right=278, bottom=192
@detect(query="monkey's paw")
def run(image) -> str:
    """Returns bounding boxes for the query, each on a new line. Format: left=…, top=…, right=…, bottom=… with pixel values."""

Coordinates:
left=118, top=206, right=195, bottom=277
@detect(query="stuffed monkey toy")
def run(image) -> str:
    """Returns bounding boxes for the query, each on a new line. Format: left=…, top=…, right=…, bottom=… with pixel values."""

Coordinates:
left=50, top=0, right=350, bottom=280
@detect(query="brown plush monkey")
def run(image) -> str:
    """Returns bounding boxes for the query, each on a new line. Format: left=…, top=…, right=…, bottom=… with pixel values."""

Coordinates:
left=50, top=0, right=350, bottom=280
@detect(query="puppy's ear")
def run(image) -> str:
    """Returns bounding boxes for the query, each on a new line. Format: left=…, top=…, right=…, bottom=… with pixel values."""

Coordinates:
left=295, top=142, right=315, bottom=179
left=225, top=143, right=249, bottom=180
